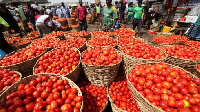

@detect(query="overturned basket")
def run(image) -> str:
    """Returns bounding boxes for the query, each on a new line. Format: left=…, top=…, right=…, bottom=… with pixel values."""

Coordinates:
left=81, top=49, right=122, bottom=87
left=126, top=62, right=198, bottom=112
left=0, top=70, right=22, bottom=95
left=0, top=48, right=46, bottom=77
left=33, top=48, right=81, bottom=82
left=0, top=73, right=83, bottom=112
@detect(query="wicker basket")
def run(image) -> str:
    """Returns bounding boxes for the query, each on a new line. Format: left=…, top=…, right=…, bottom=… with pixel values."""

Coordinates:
left=162, top=45, right=199, bottom=77
left=156, top=32, right=174, bottom=37
left=33, top=48, right=81, bottom=82
left=54, top=34, right=65, bottom=40
left=81, top=49, right=122, bottom=87
left=100, top=100, right=108, bottom=112
left=0, top=70, right=22, bottom=95
left=126, top=62, right=198, bottom=112
left=0, top=48, right=46, bottom=77
left=0, top=73, right=83, bottom=112
left=67, top=18, right=77, bottom=25
left=58, top=20, right=68, bottom=26
left=11, top=41, right=31, bottom=51
left=120, top=46, right=167, bottom=75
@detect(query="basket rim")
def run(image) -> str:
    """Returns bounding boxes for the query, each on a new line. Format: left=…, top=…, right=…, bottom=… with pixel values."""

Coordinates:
left=126, top=62, right=198, bottom=112
left=0, top=48, right=46, bottom=68
left=81, top=48, right=122, bottom=67
left=0, top=69, right=22, bottom=95
left=33, top=47, right=81, bottom=76
left=160, top=45, right=200, bottom=62
left=86, top=37, right=117, bottom=48
left=120, top=43, right=168, bottom=61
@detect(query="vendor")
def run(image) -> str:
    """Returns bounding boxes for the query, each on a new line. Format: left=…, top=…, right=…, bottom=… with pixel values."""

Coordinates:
left=102, top=0, right=118, bottom=32
left=186, top=16, right=200, bottom=39
left=0, top=16, right=14, bottom=54
left=36, top=13, right=61, bottom=37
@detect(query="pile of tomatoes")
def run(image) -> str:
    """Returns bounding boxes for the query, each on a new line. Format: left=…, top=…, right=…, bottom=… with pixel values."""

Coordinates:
left=114, top=28, right=135, bottom=37
left=44, top=31, right=65, bottom=38
left=153, top=35, right=189, bottom=44
left=87, top=37, right=117, bottom=47
left=55, top=18, right=67, bottom=21
left=184, top=41, right=200, bottom=50
left=12, top=40, right=30, bottom=46
left=78, top=81, right=107, bottom=112
left=0, top=69, right=20, bottom=92
left=91, top=31, right=113, bottom=37
left=118, top=36, right=144, bottom=47
left=0, top=75, right=82, bottom=112
left=128, top=62, right=200, bottom=112
left=67, top=31, right=89, bottom=37
left=29, top=31, right=39, bottom=36
left=56, top=38, right=86, bottom=49
left=0, top=47, right=45, bottom=66
left=28, top=38, right=60, bottom=48
left=121, top=44, right=165, bottom=60
left=5, top=37, right=22, bottom=42
left=34, top=47, right=80, bottom=75
left=109, top=78, right=141, bottom=112
left=160, top=45, right=200, bottom=60
left=82, top=47, right=121, bottom=66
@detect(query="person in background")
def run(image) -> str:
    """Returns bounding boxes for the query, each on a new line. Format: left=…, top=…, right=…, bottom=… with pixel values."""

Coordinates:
left=0, top=16, right=14, bottom=54
left=60, top=2, right=70, bottom=18
left=102, top=0, right=118, bottom=32
left=132, top=1, right=144, bottom=37
left=26, top=4, right=38, bottom=31
left=76, top=0, right=88, bottom=31
left=119, top=0, right=126, bottom=23
left=13, top=2, right=29, bottom=34
left=126, top=2, right=134, bottom=23
left=51, top=6, right=57, bottom=16
left=95, top=3, right=101, bottom=20
left=56, top=6, right=62, bottom=18
left=36, top=13, right=61, bottom=38
left=0, top=4, right=23, bottom=37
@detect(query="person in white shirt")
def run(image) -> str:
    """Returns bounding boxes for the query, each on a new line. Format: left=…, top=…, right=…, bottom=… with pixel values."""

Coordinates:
left=36, top=13, right=61, bottom=37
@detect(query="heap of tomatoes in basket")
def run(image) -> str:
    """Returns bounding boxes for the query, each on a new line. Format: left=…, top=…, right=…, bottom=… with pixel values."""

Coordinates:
left=56, top=38, right=86, bottom=49
left=34, top=47, right=80, bottom=75
left=28, top=38, right=60, bottom=48
left=128, top=62, right=200, bottom=112
left=81, top=47, right=121, bottom=66
left=67, top=31, right=89, bottom=37
left=0, top=47, right=45, bottom=66
left=87, top=37, right=117, bottom=47
left=113, top=28, right=135, bottom=37
left=118, top=36, right=144, bottom=47
left=0, top=70, right=20, bottom=91
left=184, top=40, right=200, bottom=50
left=0, top=75, right=82, bottom=112
left=91, top=31, right=113, bottom=37
left=153, top=35, right=189, bottom=44
left=44, top=31, right=65, bottom=38
left=109, top=78, right=141, bottom=112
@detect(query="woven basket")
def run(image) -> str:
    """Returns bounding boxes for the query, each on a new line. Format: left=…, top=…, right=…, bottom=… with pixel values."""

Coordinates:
left=58, top=20, right=67, bottom=26
left=162, top=45, right=199, bottom=77
left=0, top=73, right=83, bottom=112
left=11, top=41, right=31, bottom=51
left=100, top=99, right=108, bottom=112
left=152, top=41, right=185, bottom=47
left=78, top=42, right=87, bottom=52
left=67, top=18, right=77, bottom=25
left=0, top=48, right=46, bottom=77
left=126, top=62, right=198, bottom=112
left=196, top=62, right=200, bottom=78
left=33, top=48, right=81, bottom=82
left=81, top=49, right=122, bottom=87
left=54, top=34, right=65, bottom=40
left=156, top=32, right=174, bottom=37
left=3, top=33, right=20, bottom=37
left=120, top=46, right=167, bottom=75
left=0, top=70, right=22, bottom=95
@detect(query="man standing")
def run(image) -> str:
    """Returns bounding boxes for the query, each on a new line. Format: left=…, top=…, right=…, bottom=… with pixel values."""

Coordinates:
left=60, top=2, right=70, bottom=18
left=132, top=1, right=144, bottom=37
left=119, top=0, right=126, bottom=23
left=0, top=4, right=23, bottom=37
left=76, top=0, right=88, bottom=31
left=26, top=4, right=38, bottom=31
left=102, top=0, right=118, bottom=32
left=0, top=16, right=13, bottom=54
left=13, top=2, right=29, bottom=34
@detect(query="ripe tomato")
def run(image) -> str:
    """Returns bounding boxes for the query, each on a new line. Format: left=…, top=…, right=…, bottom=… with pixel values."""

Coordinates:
left=25, top=102, right=35, bottom=112
left=17, top=84, right=25, bottom=91
left=50, top=101, right=58, bottom=109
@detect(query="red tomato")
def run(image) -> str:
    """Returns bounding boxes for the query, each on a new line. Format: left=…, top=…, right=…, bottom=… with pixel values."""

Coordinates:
left=25, top=102, right=35, bottom=112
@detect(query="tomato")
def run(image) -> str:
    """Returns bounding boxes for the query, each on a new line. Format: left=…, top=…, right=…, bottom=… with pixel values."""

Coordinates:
left=68, top=93, right=76, bottom=99
left=75, top=96, right=82, bottom=102
left=145, top=94, right=154, bottom=102
left=71, top=88, right=77, bottom=94
left=175, top=100, right=184, bottom=108
left=53, top=92, right=60, bottom=99
left=178, top=108, right=191, bottom=112
left=160, top=100, right=168, bottom=109
left=153, top=88, right=161, bottom=95
left=29, top=80, right=37, bottom=86
left=41, top=90, right=48, bottom=99
left=188, top=97, right=197, bottom=105
left=17, top=84, right=25, bottom=91
left=144, top=89, right=153, bottom=95
left=154, top=95, right=161, bottom=101
left=13, top=99, right=23, bottom=107
left=168, top=100, right=175, bottom=107
left=47, top=101, right=57, bottom=110
left=175, top=93, right=184, bottom=100
left=34, top=102, right=44, bottom=111
left=25, top=102, right=35, bottom=112
left=76, top=102, right=82, bottom=108
left=190, top=106, right=200, bottom=112
left=33, top=90, right=41, bottom=98
left=188, top=86, right=198, bottom=94
left=180, top=88, right=188, bottom=95
left=25, top=87, right=35, bottom=96
left=171, top=85, right=179, bottom=93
